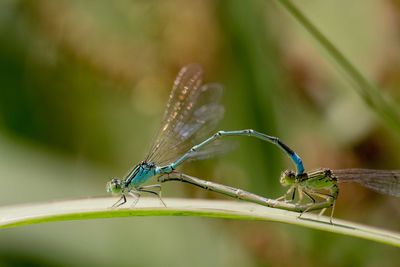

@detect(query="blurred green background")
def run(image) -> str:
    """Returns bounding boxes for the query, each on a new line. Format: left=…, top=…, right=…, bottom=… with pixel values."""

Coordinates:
left=0, top=0, right=399, bottom=266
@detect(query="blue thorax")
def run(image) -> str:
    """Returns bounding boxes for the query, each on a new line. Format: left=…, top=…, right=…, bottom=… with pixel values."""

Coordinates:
left=123, top=161, right=175, bottom=189
left=124, top=162, right=157, bottom=188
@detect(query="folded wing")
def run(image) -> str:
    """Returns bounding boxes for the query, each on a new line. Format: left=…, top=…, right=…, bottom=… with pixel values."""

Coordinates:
left=333, top=169, right=400, bottom=197
left=145, top=65, right=225, bottom=165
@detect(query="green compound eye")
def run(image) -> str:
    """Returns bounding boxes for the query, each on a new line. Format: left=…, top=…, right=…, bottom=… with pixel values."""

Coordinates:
left=106, top=178, right=122, bottom=195
left=280, top=170, right=296, bottom=186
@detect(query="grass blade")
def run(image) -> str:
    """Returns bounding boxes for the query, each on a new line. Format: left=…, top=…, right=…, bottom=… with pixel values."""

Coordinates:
left=0, top=197, right=399, bottom=247
left=276, top=0, right=400, bottom=132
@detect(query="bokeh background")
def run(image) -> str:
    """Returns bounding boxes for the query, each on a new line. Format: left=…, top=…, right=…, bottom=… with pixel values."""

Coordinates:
left=0, top=0, right=399, bottom=266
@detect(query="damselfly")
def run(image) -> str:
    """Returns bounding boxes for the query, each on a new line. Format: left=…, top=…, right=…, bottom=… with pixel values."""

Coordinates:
left=159, top=172, right=331, bottom=213
left=106, top=64, right=304, bottom=207
left=160, top=168, right=399, bottom=223
left=278, top=168, right=400, bottom=222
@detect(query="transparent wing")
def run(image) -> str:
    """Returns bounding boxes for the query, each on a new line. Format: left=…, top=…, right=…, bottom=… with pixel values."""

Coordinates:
left=184, top=139, right=237, bottom=162
left=145, top=65, right=224, bottom=165
left=333, top=169, right=400, bottom=197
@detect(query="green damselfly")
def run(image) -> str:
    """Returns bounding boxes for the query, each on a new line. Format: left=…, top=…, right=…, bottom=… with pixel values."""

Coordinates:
left=160, top=168, right=400, bottom=223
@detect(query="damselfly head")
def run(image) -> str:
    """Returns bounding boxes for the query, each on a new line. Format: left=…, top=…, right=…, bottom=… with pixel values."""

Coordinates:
left=106, top=178, right=123, bottom=195
left=280, top=170, right=296, bottom=186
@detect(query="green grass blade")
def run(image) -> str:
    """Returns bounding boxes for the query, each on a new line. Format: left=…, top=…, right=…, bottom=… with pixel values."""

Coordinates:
left=276, top=0, right=400, bottom=132
left=0, top=197, right=399, bottom=247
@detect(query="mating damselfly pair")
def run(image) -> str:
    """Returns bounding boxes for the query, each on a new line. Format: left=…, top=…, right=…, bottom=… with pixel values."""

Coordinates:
left=106, top=64, right=400, bottom=222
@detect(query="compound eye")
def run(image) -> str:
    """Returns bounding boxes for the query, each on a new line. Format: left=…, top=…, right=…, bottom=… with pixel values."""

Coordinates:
left=285, top=170, right=295, bottom=178
left=107, top=178, right=122, bottom=194
left=280, top=170, right=296, bottom=186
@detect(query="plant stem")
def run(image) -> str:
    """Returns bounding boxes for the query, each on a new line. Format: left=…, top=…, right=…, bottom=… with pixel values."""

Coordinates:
left=276, top=0, right=400, bottom=132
